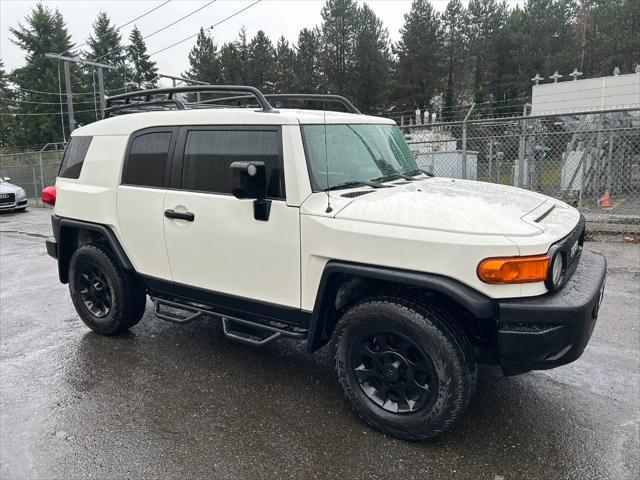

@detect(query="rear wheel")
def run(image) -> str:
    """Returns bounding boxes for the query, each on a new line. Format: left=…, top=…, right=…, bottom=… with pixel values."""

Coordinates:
left=69, top=244, right=146, bottom=335
left=333, top=296, right=477, bottom=441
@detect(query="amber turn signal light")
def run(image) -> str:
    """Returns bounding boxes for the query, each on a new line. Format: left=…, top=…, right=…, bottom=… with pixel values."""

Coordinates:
left=477, top=255, right=549, bottom=284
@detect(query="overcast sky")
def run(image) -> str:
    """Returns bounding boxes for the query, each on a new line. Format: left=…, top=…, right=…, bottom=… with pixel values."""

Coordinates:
left=1, top=0, right=525, bottom=88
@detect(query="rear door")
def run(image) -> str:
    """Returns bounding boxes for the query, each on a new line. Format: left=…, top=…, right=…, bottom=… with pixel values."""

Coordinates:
left=116, top=127, right=177, bottom=281
left=162, top=125, right=301, bottom=309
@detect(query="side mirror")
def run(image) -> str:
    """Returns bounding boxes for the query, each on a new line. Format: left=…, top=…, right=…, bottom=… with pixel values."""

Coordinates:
left=230, top=161, right=267, bottom=200
left=2, top=177, right=11, bottom=182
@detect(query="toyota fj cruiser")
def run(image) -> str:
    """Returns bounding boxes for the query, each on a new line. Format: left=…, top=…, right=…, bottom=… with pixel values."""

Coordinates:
left=46, top=86, right=607, bottom=441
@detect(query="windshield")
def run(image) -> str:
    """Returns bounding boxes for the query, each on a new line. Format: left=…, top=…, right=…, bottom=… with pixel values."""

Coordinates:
left=301, top=124, right=419, bottom=191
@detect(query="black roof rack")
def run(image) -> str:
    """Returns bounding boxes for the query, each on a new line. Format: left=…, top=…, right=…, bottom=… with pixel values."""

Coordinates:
left=104, top=85, right=275, bottom=118
left=104, top=85, right=362, bottom=118
left=199, top=93, right=361, bottom=114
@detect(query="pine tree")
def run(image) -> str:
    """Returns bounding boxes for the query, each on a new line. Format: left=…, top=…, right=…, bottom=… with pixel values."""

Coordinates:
left=247, top=30, right=275, bottom=91
left=85, top=12, right=127, bottom=93
left=441, top=0, right=469, bottom=120
left=393, top=0, right=444, bottom=111
left=0, top=59, right=17, bottom=147
left=183, top=28, right=219, bottom=84
left=9, top=4, right=81, bottom=145
left=127, top=25, right=157, bottom=89
left=273, top=37, right=297, bottom=93
left=320, top=0, right=359, bottom=96
left=352, top=4, right=391, bottom=113
left=466, top=0, right=508, bottom=106
left=295, top=27, right=324, bottom=92
left=219, top=42, right=242, bottom=84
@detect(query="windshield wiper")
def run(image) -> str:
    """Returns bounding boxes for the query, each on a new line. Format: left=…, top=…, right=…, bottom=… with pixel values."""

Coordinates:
left=371, top=173, right=419, bottom=182
left=324, top=180, right=389, bottom=191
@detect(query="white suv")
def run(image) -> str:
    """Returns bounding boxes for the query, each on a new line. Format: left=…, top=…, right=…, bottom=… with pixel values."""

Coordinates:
left=46, top=86, right=607, bottom=441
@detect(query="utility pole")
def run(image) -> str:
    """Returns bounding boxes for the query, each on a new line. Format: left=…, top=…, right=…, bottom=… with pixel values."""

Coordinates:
left=45, top=53, right=116, bottom=128
left=158, top=74, right=208, bottom=103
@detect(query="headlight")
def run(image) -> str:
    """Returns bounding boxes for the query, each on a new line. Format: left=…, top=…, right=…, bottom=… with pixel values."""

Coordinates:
left=546, top=251, right=565, bottom=290
left=16, top=188, right=26, bottom=197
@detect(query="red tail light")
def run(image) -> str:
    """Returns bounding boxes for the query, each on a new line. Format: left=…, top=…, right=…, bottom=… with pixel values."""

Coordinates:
left=41, top=186, right=56, bottom=206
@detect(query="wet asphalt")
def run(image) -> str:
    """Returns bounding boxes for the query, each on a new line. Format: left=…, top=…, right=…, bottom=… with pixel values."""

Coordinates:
left=0, top=208, right=638, bottom=480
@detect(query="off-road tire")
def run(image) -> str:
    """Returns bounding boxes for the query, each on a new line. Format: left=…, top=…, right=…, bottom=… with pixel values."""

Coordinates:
left=69, top=243, right=146, bottom=335
left=332, top=296, right=477, bottom=441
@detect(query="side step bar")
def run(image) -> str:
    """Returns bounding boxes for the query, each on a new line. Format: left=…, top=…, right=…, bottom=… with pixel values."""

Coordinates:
left=152, top=297, right=306, bottom=346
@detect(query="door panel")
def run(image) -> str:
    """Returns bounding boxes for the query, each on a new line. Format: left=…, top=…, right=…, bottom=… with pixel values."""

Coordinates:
left=163, top=192, right=300, bottom=308
left=117, top=186, right=171, bottom=279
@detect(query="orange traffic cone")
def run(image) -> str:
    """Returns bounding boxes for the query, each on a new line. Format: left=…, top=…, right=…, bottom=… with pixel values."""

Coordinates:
left=602, top=188, right=612, bottom=209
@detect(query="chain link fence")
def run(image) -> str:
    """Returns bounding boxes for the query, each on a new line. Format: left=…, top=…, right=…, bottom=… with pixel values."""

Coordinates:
left=0, top=146, right=65, bottom=206
left=2, top=108, right=639, bottom=238
left=405, top=107, right=640, bottom=240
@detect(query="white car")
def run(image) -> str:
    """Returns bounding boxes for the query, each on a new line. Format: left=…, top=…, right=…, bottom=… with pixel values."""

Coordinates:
left=46, top=86, right=606, bottom=441
left=0, top=177, right=28, bottom=212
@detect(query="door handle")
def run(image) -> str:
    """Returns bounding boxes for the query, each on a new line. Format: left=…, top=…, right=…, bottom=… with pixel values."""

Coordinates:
left=164, top=209, right=195, bottom=221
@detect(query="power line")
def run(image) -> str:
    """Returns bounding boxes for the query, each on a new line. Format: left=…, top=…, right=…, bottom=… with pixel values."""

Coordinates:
left=149, top=0, right=264, bottom=57
left=61, top=0, right=173, bottom=56
left=92, top=0, right=218, bottom=63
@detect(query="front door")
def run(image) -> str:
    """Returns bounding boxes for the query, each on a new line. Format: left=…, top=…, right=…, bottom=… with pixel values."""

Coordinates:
left=162, top=126, right=301, bottom=311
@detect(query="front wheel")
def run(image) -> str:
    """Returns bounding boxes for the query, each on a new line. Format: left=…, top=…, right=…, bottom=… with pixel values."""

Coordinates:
left=68, top=244, right=146, bottom=335
left=332, top=296, right=477, bottom=441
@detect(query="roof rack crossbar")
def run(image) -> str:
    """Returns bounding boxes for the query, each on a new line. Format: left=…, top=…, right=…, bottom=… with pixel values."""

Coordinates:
left=197, top=93, right=361, bottom=114
left=105, top=99, right=186, bottom=116
left=105, top=85, right=274, bottom=118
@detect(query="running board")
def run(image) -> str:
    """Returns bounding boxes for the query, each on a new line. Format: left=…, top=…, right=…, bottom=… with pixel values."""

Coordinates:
left=152, top=297, right=306, bottom=346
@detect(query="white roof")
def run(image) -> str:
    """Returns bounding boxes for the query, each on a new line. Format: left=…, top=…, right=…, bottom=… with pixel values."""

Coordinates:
left=72, top=107, right=395, bottom=137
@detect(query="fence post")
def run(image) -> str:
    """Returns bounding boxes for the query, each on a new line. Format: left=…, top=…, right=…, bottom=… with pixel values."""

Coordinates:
left=38, top=151, right=44, bottom=195
left=461, top=103, right=475, bottom=180
left=31, top=165, right=39, bottom=208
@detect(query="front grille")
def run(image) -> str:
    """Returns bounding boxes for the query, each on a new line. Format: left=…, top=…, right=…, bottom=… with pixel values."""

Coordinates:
left=0, top=193, right=16, bottom=205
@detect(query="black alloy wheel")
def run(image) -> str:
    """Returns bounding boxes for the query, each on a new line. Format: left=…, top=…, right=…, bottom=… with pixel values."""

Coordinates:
left=77, top=263, right=113, bottom=318
left=352, top=331, right=438, bottom=414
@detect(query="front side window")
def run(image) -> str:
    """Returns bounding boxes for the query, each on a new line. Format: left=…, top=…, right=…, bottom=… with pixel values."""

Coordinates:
left=123, top=131, right=172, bottom=187
left=59, top=136, right=93, bottom=179
left=301, top=124, right=419, bottom=191
left=180, top=129, right=284, bottom=198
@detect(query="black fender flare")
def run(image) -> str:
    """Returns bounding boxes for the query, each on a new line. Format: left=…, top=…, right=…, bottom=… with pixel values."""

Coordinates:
left=52, top=215, right=133, bottom=283
left=306, top=261, right=497, bottom=352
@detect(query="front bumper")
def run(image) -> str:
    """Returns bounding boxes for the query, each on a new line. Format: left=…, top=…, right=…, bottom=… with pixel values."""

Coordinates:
left=497, top=248, right=606, bottom=375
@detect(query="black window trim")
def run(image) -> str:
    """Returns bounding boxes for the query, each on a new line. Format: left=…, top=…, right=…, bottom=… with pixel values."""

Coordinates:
left=120, top=126, right=179, bottom=189
left=169, top=124, right=286, bottom=201
left=58, top=135, right=94, bottom=179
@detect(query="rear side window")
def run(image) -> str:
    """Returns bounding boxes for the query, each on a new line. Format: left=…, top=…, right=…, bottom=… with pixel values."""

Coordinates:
left=123, top=131, right=173, bottom=187
left=180, top=129, right=284, bottom=198
left=59, top=136, right=92, bottom=179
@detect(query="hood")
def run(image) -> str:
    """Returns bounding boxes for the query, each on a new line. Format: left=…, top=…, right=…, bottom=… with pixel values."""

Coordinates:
left=332, top=178, right=557, bottom=236
left=0, top=182, right=21, bottom=194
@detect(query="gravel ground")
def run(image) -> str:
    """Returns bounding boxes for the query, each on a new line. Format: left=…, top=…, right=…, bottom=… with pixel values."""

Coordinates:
left=1, top=208, right=638, bottom=480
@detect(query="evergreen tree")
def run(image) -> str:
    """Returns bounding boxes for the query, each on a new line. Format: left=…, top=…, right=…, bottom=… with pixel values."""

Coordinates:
left=320, top=0, right=359, bottom=96
left=466, top=0, right=508, bottom=106
left=127, top=25, right=157, bottom=89
left=579, top=0, right=638, bottom=76
left=441, top=0, right=469, bottom=120
left=0, top=59, right=17, bottom=147
left=273, top=36, right=297, bottom=93
left=352, top=4, right=391, bottom=113
left=219, top=42, right=243, bottom=84
left=247, top=30, right=275, bottom=91
left=393, top=0, right=444, bottom=111
left=9, top=3, right=81, bottom=145
left=295, top=27, right=324, bottom=92
left=85, top=11, right=127, bottom=93
left=183, top=28, right=219, bottom=84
